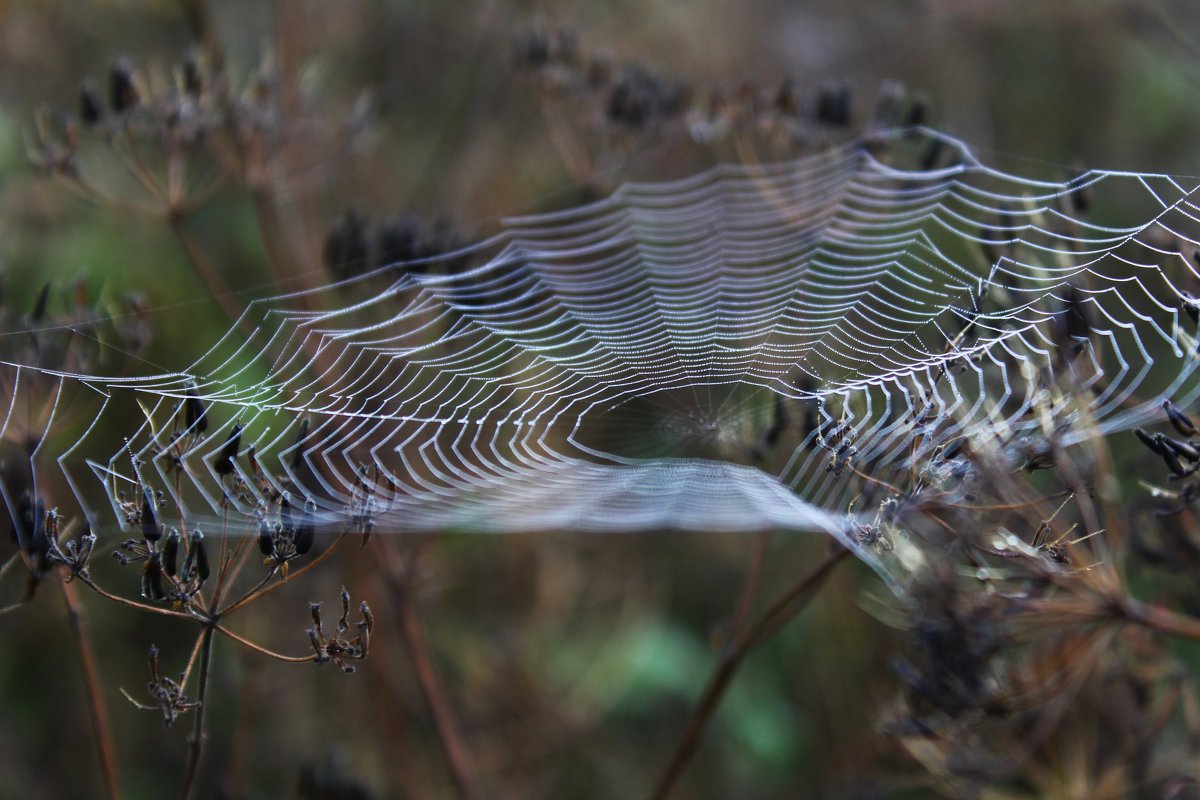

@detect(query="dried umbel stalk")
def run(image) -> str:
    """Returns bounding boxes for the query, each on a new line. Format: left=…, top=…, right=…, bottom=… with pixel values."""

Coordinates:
left=121, top=645, right=200, bottom=729
left=308, top=587, right=373, bottom=673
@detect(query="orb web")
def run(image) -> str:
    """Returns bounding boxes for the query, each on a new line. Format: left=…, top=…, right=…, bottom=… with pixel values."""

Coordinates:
left=5, top=127, right=1200, bottom=586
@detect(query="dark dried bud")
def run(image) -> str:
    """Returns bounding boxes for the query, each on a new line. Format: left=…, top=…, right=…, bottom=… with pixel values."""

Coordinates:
left=141, top=490, right=161, bottom=542
left=1164, top=399, right=1196, bottom=437
left=109, top=57, right=139, bottom=114
left=291, top=419, right=309, bottom=472
left=310, top=602, right=324, bottom=636
left=1154, top=433, right=1187, bottom=476
left=79, top=82, right=102, bottom=126
left=190, top=531, right=210, bottom=583
left=142, top=552, right=166, bottom=600
left=308, top=628, right=324, bottom=660
left=214, top=423, right=241, bottom=476
left=258, top=520, right=274, bottom=557
left=294, top=502, right=315, bottom=556
left=1162, top=436, right=1200, bottom=463
left=162, top=530, right=180, bottom=577
left=1135, top=427, right=1163, bottom=453
left=184, top=386, right=208, bottom=434
left=338, top=586, right=351, bottom=632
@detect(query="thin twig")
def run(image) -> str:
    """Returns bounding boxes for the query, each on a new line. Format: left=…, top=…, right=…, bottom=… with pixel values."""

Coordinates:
left=78, top=576, right=194, bottom=620
left=60, top=579, right=121, bottom=800
left=650, top=545, right=850, bottom=800
left=214, top=622, right=316, bottom=663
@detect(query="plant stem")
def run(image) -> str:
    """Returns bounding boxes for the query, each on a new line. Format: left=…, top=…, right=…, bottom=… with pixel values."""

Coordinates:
left=60, top=579, right=121, bottom=800
left=649, top=545, right=850, bottom=800
left=180, top=625, right=214, bottom=800
left=382, top=539, right=483, bottom=800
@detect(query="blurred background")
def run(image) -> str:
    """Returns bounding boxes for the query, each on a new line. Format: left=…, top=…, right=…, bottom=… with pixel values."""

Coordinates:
left=3, top=1, right=1200, bottom=798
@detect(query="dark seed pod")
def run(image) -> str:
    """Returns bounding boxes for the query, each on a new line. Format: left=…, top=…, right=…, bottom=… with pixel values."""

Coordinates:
left=1162, top=436, right=1200, bottom=463
left=162, top=530, right=180, bottom=577
left=79, top=82, right=102, bottom=126
left=184, top=386, right=208, bottom=434
left=294, top=503, right=316, bottom=556
left=258, top=519, right=274, bottom=557
left=190, top=531, right=210, bottom=583
left=214, top=423, right=242, bottom=476
left=143, top=552, right=166, bottom=601
left=109, top=57, right=139, bottom=114
left=279, top=493, right=294, bottom=534
left=1154, top=433, right=1187, bottom=476
left=1164, top=399, right=1197, bottom=437
left=291, top=418, right=309, bottom=471
left=1135, top=427, right=1163, bottom=454
left=141, top=490, right=161, bottom=542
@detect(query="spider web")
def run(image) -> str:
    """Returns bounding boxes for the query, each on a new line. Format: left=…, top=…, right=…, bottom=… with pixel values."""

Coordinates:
left=5, top=127, right=1200, bottom=586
